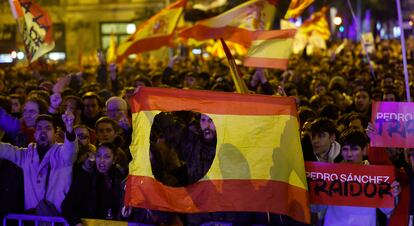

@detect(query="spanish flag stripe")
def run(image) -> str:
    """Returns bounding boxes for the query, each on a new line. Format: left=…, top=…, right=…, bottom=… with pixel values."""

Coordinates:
left=179, top=25, right=254, bottom=48
left=117, top=35, right=174, bottom=63
left=125, top=177, right=310, bottom=223
left=130, top=87, right=297, bottom=116
left=244, top=57, right=290, bottom=70
left=248, top=39, right=294, bottom=58
left=252, top=29, right=296, bottom=40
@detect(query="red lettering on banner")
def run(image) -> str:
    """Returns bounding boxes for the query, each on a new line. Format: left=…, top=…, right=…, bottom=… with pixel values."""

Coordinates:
left=305, top=162, right=395, bottom=208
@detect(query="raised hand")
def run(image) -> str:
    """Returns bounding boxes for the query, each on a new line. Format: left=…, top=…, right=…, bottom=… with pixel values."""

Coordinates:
left=62, top=109, right=75, bottom=133
left=117, top=112, right=131, bottom=130
left=53, top=74, right=72, bottom=94
left=109, top=63, right=117, bottom=80
left=390, top=181, right=401, bottom=197
left=365, top=122, right=377, bottom=139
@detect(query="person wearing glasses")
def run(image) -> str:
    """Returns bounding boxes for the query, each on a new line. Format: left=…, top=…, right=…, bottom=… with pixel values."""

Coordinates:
left=73, top=124, right=96, bottom=175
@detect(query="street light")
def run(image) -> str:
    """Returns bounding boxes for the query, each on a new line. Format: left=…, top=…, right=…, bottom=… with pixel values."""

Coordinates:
left=333, top=16, right=342, bottom=26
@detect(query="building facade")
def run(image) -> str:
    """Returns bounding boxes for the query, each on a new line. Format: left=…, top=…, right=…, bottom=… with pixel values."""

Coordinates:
left=0, top=0, right=167, bottom=64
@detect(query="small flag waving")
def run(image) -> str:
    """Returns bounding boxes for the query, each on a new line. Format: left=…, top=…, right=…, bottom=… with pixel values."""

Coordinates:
left=244, top=29, right=296, bottom=70
left=284, top=0, right=315, bottom=19
left=116, top=0, right=186, bottom=62
left=180, top=0, right=277, bottom=47
left=298, top=6, right=330, bottom=41
left=293, top=6, right=330, bottom=54
left=17, top=0, right=55, bottom=63
left=220, top=38, right=249, bottom=93
left=126, top=87, right=310, bottom=224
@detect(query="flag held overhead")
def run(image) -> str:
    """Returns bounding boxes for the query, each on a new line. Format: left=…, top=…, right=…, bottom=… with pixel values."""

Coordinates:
left=179, top=0, right=278, bottom=47
left=116, top=0, right=186, bottom=62
left=244, top=29, right=296, bottom=70
left=18, top=0, right=55, bottom=63
left=126, top=87, right=310, bottom=224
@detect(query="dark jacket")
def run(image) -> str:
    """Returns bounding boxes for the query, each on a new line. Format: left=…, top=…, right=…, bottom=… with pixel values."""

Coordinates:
left=0, top=159, right=24, bottom=218
left=404, top=162, right=414, bottom=216
left=61, top=166, right=126, bottom=226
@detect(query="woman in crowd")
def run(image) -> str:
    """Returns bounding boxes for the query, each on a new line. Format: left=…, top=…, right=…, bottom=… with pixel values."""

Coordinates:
left=61, top=142, right=127, bottom=226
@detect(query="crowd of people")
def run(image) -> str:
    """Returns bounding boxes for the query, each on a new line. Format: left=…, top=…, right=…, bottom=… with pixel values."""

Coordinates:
left=0, top=38, right=413, bottom=226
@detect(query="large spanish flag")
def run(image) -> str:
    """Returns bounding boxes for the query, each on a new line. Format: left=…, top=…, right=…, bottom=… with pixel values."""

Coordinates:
left=244, top=29, right=296, bottom=70
left=179, top=0, right=277, bottom=47
left=126, top=87, right=310, bottom=224
left=116, top=0, right=186, bottom=62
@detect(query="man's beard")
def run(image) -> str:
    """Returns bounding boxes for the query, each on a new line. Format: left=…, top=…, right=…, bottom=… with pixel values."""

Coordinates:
left=37, top=133, right=51, bottom=150
left=202, top=129, right=217, bottom=145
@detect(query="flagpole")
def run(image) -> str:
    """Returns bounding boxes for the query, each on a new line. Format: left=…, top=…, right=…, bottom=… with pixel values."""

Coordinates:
left=166, top=0, right=173, bottom=62
left=396, top=0, right=411, bottom=102
left=346, top=0, right=376, bottom=80
left=220, top=38, right=249, bottom=94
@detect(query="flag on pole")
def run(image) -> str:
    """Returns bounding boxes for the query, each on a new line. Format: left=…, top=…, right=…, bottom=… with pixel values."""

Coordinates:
left=284, top=0, right=315, bottom=19
left=116, top=0, right=186, bottom=63
left=298, top=6, right=330, bottom=41
left=126, top=87, right=310, bottom=224
left=8, top=0, right=24, bottom=18
left=220, top=38, right=249, bottom=93
left=179, top=0, right=277, bottom=47
left=17, top=0, right=55, bottom=63
left=292, top=6, right=330, bottom=54
left=244, top=29, right=296, bottom=70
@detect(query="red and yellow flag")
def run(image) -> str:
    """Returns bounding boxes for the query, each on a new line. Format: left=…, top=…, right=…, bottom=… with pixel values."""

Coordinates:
left=126, top=87, right=310, bottom=224
left=116, top=0, right=186, bottom=63
left=244, top=29, right=296, bottom=70
left=284, top=0, right=315, bottom=19
left=292, top=6, right=330, bottom=53
left=298, top=6, right=330, bottom=41
left=179, top=0, right=277, bottom=47
left=17, top=0, right=55, bottom=63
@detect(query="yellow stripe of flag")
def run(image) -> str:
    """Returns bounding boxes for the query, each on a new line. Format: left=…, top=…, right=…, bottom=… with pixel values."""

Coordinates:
left=249, top=38, right=294, bottom=58
left=129, top=111, right=307, bottom=190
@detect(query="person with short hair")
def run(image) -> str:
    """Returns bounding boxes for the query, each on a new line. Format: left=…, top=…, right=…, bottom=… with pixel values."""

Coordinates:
left=94, top=117, right=129, bottom=171
left=323, top=129, right=401, bottom=226
left=74, top=124, right=96, bottom=165
left=0, top=112, right=77, bottom=214
left=306, top=117, right=342, bottom=163
left=81, top=92, right=104, bottom=129
left=0, top=96, right=49, bottom=147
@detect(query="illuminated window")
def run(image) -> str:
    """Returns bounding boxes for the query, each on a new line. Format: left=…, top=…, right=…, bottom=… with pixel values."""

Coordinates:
left=100, top=23, right=136, bottom=50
